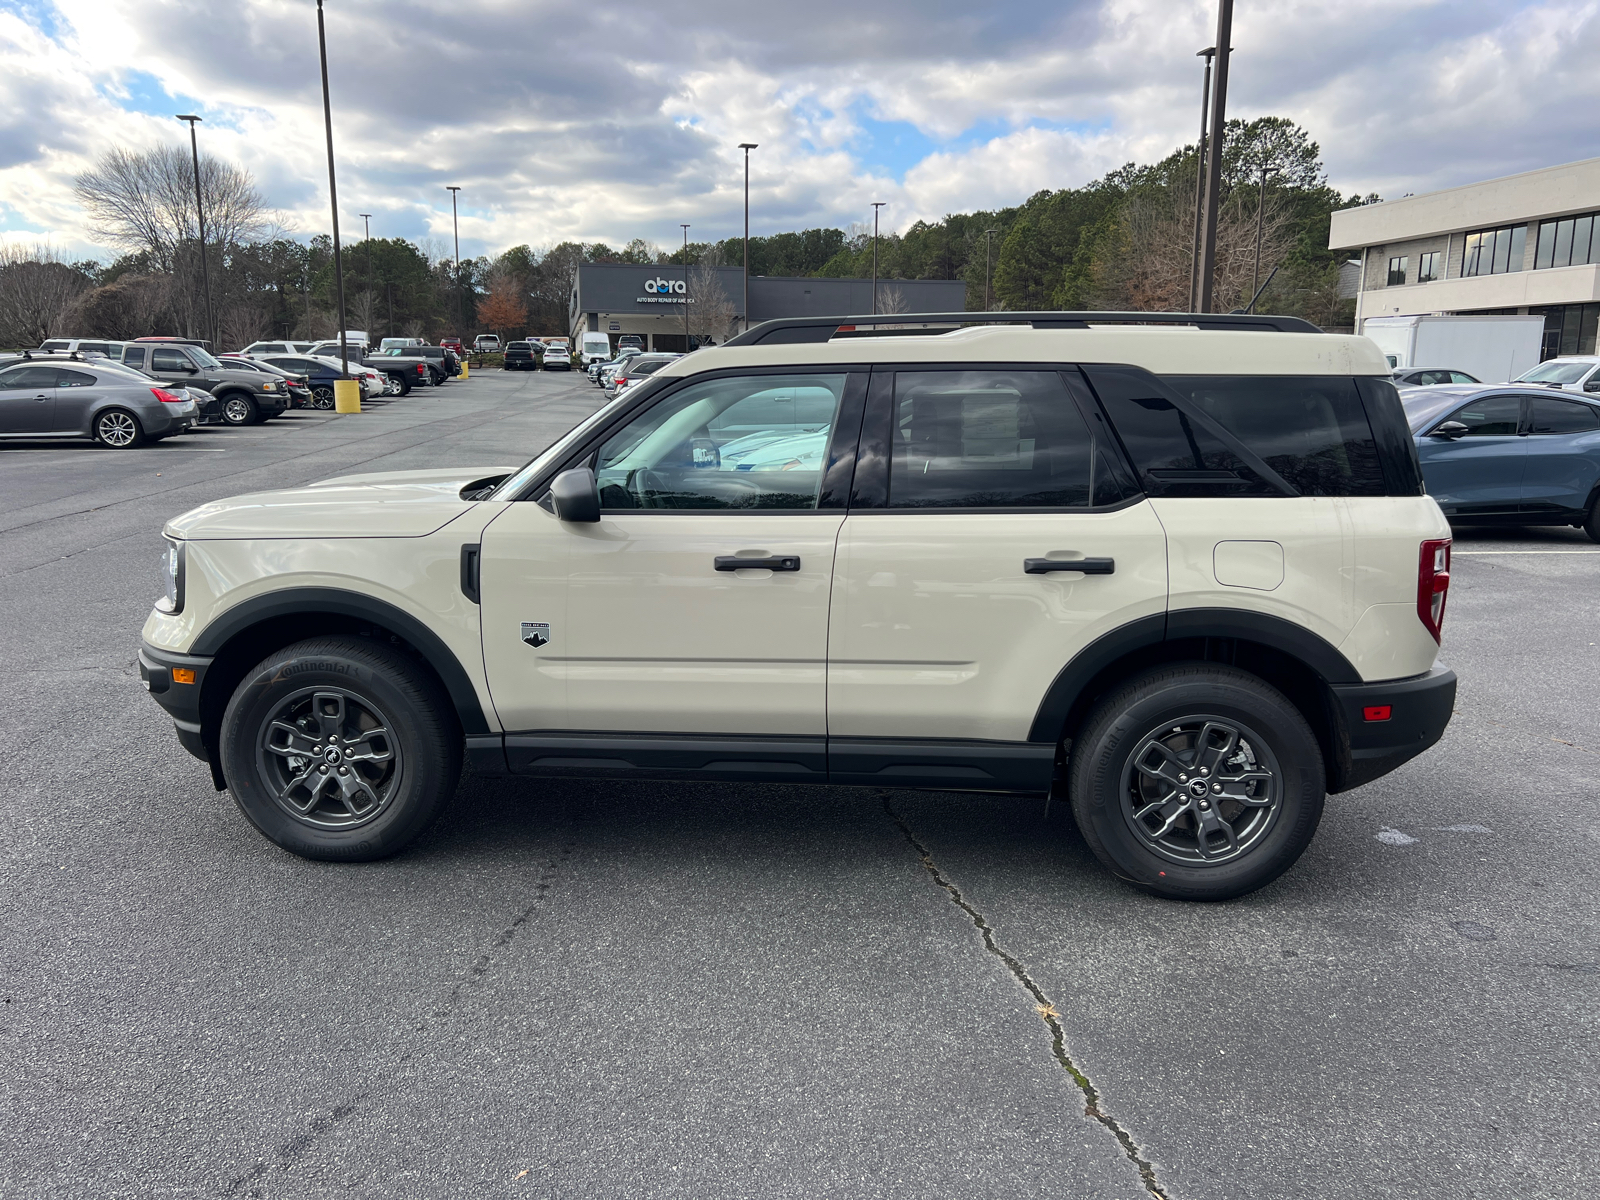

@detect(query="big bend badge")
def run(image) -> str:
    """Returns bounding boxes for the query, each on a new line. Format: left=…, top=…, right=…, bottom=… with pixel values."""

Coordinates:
left=520, top=622, right=551, bottom=649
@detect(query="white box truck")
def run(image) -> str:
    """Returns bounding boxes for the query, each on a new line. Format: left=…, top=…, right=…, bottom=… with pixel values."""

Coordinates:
left=1360, top=314, right=1544, bottom=383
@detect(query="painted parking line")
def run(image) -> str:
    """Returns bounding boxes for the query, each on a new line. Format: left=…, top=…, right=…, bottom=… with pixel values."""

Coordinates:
left=1455, top=550, right=1600, bottom=556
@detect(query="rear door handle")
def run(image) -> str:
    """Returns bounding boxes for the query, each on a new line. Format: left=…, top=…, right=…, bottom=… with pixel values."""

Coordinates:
left=1025, top=557, right=1115, bottom=575
left=715, top=555, right=801, bottom=572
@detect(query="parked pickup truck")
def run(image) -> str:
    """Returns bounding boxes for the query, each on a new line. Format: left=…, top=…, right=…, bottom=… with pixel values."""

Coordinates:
left=370, top=347, right=450, bottom=388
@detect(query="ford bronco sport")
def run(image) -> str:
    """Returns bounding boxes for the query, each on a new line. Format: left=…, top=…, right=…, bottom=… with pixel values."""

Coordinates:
left=139, top=312, right=1455, bottom=900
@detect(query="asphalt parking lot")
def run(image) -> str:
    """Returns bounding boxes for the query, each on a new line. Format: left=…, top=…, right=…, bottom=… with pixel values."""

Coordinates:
left=2, top=367, right=1596, bottom=1199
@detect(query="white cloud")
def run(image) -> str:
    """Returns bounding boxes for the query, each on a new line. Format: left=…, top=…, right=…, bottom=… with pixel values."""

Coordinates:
left=0, top=0, right=1596, bottom=265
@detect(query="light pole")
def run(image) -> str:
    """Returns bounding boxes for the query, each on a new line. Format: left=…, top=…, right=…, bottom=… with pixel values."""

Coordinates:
left=1188, top=47, right=1216, bottom=313
left=359, top=212, right=372, bottom=336
left=1196, top=0, right=1234, bottom=314
left=871, top=202, right=886, bottom=314
left=446, top=186, right=461, bottom=335
left=680, top=223, right=691, bottom=350
left=175, top=115, right=214, bottom=347
left=739, top=142, right=757, bottom=333
left=314, top=0, right=350, bottom=378
left=1252, top=164, right=1278, bottom=308
left=984, top=227, right=999, bottom=311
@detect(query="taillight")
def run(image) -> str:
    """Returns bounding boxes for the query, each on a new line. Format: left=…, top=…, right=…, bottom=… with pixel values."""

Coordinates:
left=416, top=364, right=425, bottom=375
left=151, top=387, right=184, bottom=403
left=1417, top=538, right=1451, bottom=642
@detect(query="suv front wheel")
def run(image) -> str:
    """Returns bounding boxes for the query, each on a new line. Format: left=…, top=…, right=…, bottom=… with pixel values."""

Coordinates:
left=221, top=394, right=259, bottom=425
left=218, top=636, right=462, bottom=861
left=1068, top=663, right=1325, bottom=901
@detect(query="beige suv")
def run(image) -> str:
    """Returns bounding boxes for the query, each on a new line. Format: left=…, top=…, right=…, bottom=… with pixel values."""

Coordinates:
left=139, top=313, right=1456, bottom=900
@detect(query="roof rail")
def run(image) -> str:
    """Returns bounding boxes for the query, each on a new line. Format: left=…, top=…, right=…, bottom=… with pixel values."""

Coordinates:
left=723, top=310, right=1324, bottom=347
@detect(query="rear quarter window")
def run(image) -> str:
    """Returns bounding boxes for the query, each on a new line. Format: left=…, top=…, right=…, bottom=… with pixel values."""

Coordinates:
left=1163, top=375, right=1388, bottom=497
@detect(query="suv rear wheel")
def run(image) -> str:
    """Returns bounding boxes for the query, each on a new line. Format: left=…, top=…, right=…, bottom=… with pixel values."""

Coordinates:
left=1583, top=497, right=1600, bottom=543
left=218, top=636, right=462, bottom=861
left=1068, top=663, right=1324, bottom=901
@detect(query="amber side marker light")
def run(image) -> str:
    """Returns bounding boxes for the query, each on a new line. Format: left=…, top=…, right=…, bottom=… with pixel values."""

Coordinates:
left=172, top=668, right=196, bottom=684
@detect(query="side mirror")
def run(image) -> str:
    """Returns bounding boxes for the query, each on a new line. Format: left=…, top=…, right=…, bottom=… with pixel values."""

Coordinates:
left=1430, top=420, right=1470, bottom=439
left=183, top=363, right=198, bottom=373
left=548, top=467, right=601, bottom=523
left=1584, top=380, right=1600, bottom=393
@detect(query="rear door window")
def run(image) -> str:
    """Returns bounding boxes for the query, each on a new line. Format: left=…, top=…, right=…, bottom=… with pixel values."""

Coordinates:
left=1528, top=395, right=1600, bottom=433
left=888, top=370, right=1132, bottom=508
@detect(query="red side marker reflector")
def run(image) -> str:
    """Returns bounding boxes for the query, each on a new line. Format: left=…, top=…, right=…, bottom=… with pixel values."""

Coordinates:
left=1363, top=705, right=1392, bottom=722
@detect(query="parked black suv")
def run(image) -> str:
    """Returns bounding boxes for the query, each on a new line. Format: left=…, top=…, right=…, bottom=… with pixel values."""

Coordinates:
left=121, top=340, right=288, bottom=426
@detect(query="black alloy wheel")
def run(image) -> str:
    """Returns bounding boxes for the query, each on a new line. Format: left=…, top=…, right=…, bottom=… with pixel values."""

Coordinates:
left=221, top=394, right=259, bottom=426
left=1068, top=663, right=1324, bottom=901
left=219, top=636, right=461, bottom=861
left=94, top=408, right=143, bottom=448
left=310, top=385, right=336, bottom=410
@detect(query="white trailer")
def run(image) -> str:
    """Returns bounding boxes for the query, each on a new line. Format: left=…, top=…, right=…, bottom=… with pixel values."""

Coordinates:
left=1360, top=314, right=1544, bottom=383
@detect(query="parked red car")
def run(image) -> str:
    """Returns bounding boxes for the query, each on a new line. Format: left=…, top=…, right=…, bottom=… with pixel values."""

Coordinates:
left=440, top=337, right=464, bottom=354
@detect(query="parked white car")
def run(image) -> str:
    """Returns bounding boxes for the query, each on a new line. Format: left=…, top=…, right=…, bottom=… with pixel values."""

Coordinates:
left=1512, top=356, right=1600, bottom=395
left=541, top=343, right=572, bottom=371
left=309, top=356, right=386, bottom=398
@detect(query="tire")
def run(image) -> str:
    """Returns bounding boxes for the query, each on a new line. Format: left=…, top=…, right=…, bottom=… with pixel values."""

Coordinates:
left=1584, top=497, right=1600, bottom=543
left=388, top=373, right=411, bottom=396
left=218, top=636, right=462, bottom=861
left=310, top=385, right=336, bottom=410
left=221, top=393, right=259, bottom=425
left=94, top=408, right=144, bottom=448
left=1068, top=663, right=1325, bottom=902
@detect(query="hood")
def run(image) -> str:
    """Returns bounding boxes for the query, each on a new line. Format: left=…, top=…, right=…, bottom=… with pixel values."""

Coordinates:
left=166, top=466, right=517, bottom=540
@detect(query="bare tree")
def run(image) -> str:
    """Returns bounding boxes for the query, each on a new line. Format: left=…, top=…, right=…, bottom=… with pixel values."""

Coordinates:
left=64, top=273, right=174, bottom=341
left=75, top=145, right=269, bottom=339
left=1088, top=187, right=1291, bottom=314
left=74, top=145, right=269, bottom=268
left=0, top=243, right=92, bottom=346
left=688, top=264, right=735, bottom=345
left=878, top=284, right=910, bottom=315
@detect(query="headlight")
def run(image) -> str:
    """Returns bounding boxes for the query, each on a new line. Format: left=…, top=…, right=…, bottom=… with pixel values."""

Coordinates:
left=260, top=381, right=277, bottom=391
left=157, top=538, right=185, bottom=614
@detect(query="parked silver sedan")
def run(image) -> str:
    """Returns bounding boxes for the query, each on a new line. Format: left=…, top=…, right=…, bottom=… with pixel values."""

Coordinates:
left=0, top=355, right=197, bottom=447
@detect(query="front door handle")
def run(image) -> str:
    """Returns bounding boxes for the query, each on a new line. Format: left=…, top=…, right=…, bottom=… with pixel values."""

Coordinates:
left=1025, top=557, right=1115, bottom=575
left=715, top=555, right=801, bottom=572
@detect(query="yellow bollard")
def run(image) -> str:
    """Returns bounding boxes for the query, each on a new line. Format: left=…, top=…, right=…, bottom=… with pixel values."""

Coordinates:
left=333, top=378, right=362, bottom=413
left=460, top=359, right=469, bottom=380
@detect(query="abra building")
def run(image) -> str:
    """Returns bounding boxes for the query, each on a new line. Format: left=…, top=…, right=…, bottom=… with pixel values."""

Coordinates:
left=569, top=263, right=968, bottom=353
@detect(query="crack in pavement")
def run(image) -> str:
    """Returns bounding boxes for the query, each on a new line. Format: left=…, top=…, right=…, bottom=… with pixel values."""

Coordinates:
left=882, top=795, right=1170, bottom=1200
left=222, top=844, right=571, bottom=1196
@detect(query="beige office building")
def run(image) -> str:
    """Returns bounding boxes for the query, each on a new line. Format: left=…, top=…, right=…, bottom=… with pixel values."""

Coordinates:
left=1330, top=156, right=1600, bottom=359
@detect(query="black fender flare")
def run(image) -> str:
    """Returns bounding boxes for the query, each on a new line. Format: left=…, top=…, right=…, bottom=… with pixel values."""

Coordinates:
left=1027, top=608, right=1360, bottom=743
left=191, top=586, right=490, bottom=735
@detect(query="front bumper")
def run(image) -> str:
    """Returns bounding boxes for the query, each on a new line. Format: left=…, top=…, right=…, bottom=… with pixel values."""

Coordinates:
left=1328, top=665, right=1457, bottom=792
left=139, top=641, right=214, bottom=762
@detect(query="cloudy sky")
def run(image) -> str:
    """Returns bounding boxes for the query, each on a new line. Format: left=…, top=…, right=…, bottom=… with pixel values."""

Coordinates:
left=1, top=0, right=1596, bottom=264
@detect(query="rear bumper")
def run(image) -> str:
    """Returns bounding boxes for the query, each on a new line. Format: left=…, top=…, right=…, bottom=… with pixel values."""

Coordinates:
left=139, top=642, right=213, bottom=762
left=1328, top=666, right=1456, bottom=792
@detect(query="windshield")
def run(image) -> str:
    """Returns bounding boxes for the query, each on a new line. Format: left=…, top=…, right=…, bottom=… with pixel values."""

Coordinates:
left=1515, top=360, right=1593, bottom=384
left=488, top=394, right=633, bottom=499
left=1401, top=389, right=1476, bottom=433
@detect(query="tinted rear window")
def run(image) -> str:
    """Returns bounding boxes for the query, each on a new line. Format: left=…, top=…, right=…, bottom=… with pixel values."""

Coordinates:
left=1162, top=375, right=1387, bottom=496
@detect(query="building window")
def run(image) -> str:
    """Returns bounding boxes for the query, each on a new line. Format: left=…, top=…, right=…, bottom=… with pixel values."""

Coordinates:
left=1534, top=211, right=1600, bottom=270
left=1386, top=256, right=1408, bottom=286
left=1532, top=303, right=1600, bottom=360
left=1462, top=225, right=1527, bottom=276
left=1417, top=251, right=1440, bottom=283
